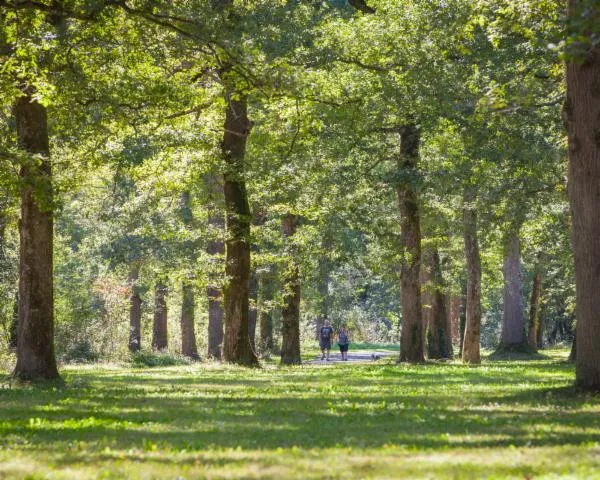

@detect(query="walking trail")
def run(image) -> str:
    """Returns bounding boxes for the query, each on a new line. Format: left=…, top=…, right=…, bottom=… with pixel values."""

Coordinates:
left=307, top=350, right=396, bottom=364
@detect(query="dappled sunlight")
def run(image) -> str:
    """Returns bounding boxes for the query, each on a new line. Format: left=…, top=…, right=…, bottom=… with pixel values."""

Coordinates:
left=1, top=353, right=599, bottom=478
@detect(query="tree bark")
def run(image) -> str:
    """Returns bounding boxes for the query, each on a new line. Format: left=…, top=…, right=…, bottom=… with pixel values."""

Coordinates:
left=500, top=232, right=526, bottom=347
left=462, top=188, right=482, bottom=364
left=565, top=0, right=600, bottom=390
left=128, top=263, right=142, bottom=352
left=179, top=191, right=198, bottom=359
left=397, top=124, right=424, bottom=363
left=12, top=92, right=59, bottom=381
left=423, top=249, right=452, bottom=359
left=221, top=90, right=258, bottom=365
left=205, top=176, right=225, bottom=359
left=527, top=268, right=542, bottom=351
left=152, top=282, right=168, bottom=350
left=280, top=213, right=301, bottom=365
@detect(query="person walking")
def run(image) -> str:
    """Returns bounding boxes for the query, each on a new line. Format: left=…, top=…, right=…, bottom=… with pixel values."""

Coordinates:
left=338, top=324, right=350, bottom=361
left=319, top=320, right=334, bottom=361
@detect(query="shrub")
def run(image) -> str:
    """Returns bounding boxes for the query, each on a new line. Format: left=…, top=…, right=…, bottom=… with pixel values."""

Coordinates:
left=130, top=350, right=192, bottom=368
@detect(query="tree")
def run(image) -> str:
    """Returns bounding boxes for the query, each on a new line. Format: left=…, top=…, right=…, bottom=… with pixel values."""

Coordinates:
left=179, top=191, right=199, bottom=359
left=221, top=89, right=258, bottom=366
left=397, top=125, right=424, bottom=363
left=280, top=213, right=301, bottom=365
left=12, top=91, right=59, bottom=381
left=565, top=0, right=600, bottom=390
left=462, top=187, right=482, bottom=364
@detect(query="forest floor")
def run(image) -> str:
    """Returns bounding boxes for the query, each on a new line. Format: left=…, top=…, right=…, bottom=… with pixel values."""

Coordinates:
left=0, top=348, right=599, bottom=479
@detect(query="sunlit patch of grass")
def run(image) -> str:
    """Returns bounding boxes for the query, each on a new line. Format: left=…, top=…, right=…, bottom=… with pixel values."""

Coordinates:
left=0, top=348, right=598, bottom=479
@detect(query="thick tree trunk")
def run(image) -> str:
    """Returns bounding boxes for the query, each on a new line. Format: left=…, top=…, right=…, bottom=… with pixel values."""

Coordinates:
left=527, top=268, right=542, bottom=351
left=205, top=176, right=225, bottom=359
left=128, top=263, right=142, bottom=352
left=500, top=233, right=526, bottom=347
left=221, top=91, right=258, bottom=365
left=280, top=213, right=301, bottom=365
left=152, top=282, right=168, bottom=350
left=397, top=124, right=424, bottom=363
left=462, top=188, right=482, bottom=363
left=423, top=249, right=452, bottom=359
left=565, top=0, right=600, bottom=390
left=179, top=191, right=198, bottom=359
left=12, top=93, right=59, bottom=381
left=258, top=266, right=275, bottom=355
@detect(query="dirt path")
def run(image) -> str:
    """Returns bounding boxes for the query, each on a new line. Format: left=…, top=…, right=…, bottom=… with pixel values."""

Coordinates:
left=307, top=351, right=396, bottom=364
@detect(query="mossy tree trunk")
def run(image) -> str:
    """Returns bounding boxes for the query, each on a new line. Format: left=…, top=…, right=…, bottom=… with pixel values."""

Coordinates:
left=221, top=89, right=258, bottom=366
left=397, top=124, right=424, bottom=363
left=12, top=91, right=59, bottom=381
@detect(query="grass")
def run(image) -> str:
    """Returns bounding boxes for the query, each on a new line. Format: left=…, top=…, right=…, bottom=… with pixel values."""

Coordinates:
left=0, top=348, right=598, bottom=479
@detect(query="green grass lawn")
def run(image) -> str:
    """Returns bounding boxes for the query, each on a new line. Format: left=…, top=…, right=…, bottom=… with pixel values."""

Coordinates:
left=0, top=349, right=599, bottom=479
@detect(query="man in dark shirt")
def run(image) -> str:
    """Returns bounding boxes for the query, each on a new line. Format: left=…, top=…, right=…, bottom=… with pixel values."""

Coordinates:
left=319, top=320, right=334, bottom=361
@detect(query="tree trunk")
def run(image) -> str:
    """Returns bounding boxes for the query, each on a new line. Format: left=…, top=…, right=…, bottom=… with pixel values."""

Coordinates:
left=205, top=176, right=225, bottom=359
left=128, top=263, right=142, bottom=352
left=500, top=232, right=526, bottom=347
left=565, top=0, right=600, bottom=390
left=179, top=191, right=198, bottom=359
left=527, top=268, right=542, bottom=351
left=462, top=188, right=482, bottom=364
left=397, top=124, right=424, bottom=363
left=152, top=282, right=168, bottom=350
left=280, top=213, right=301, bottom=365
left=12, top=92, right=59, bottom=381
left=423, top=249, right=452, bottom=359
left=221, top=90, right=258, bottom=366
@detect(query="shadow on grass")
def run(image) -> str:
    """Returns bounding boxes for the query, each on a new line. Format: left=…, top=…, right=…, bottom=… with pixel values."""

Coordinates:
left=0, top=355, right=597, bottom=474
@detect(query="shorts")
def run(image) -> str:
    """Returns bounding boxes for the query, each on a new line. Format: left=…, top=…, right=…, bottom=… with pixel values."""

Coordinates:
left=339, top=343, right=349, bottom=353
left=320, top=341, right=331, bottom=350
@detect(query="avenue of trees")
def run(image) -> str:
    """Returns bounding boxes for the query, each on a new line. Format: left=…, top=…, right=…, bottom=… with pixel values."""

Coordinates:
left=0, top=0, right=598, bottom=390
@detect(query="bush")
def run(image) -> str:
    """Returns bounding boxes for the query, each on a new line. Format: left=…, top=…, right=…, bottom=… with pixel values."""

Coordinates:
left=63, top=340, right=99, bottom=363
left=130, top=350, right=192, bottom=368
